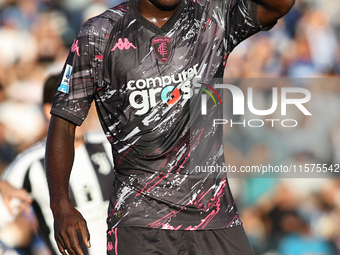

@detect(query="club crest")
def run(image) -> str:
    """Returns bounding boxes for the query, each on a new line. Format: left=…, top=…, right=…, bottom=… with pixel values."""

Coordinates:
left=152, top=36, right=172, bottom=63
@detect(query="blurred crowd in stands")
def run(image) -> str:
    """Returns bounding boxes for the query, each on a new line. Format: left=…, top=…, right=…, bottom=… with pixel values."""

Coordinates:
left=223, top=0, right=340, bottom=254
left=224, top=81, right=340, bottom=254
left=0, top=0, right=123, bottom=170
left=0, top=0, right=340, bottom=254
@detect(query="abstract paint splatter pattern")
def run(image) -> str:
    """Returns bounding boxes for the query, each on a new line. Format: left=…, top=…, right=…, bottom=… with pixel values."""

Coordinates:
left=52, top=0, right=263, bottom=231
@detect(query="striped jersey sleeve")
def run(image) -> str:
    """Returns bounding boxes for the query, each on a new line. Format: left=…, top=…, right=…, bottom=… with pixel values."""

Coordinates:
left=1, top=140, right=46, bottom=189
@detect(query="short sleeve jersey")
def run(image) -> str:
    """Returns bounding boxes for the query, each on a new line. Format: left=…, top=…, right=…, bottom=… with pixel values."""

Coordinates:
left=51, top=0, right=264, bottom=230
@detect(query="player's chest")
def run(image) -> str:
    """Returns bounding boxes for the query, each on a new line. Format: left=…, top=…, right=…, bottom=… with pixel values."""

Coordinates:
left=103, top=15, right=223, bottom=81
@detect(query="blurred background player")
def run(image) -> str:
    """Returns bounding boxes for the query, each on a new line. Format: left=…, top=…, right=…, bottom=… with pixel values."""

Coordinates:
left=0, top=74, right=114, bottom=255
left=0, top=180, right=33, bottom=255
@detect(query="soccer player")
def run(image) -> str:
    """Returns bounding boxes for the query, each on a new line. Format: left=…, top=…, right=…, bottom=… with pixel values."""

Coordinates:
left=1, top=75, right=114, bottom=255
left=46, top=0, right=295, bottom=254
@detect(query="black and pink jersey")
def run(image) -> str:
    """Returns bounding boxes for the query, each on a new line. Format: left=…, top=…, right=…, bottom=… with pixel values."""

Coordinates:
left=51, top=0, right=265, bottom=230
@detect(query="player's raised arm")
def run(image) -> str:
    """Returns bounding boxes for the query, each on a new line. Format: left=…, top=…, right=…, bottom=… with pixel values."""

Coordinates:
left=254, top=0, right=295, bottom=28
left=45, top=115, right=90, bottom=255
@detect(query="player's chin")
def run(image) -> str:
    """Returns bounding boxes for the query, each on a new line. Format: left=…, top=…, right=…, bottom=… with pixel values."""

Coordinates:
left=149, top=0, right=181, bottom=11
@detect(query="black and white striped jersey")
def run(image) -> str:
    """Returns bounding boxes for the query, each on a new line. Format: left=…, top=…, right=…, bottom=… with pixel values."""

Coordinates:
left=1, top=133, right=114, bottom=255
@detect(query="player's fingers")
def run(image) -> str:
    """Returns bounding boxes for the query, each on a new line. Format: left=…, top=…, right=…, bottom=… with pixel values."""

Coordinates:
left=66, top=227, right=84, bottom=255
left=56, top=240, right=67, bottom=255
left=56, top=232, right=78, bottom=255
left=56, top=233, right=67, bottom=248
left=63, top=235, right=78, bottom=255
left=79, top=221, right=91, bottom=248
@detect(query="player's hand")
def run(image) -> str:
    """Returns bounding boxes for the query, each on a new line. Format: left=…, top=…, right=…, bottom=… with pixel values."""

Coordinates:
left=0, top=180, right=33, bottom=215
left=52, top=202, right=91, bottom=255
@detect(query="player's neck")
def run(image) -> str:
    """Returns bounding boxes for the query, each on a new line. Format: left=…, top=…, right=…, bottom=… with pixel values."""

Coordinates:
left=135, top=0, right=181, bottom=28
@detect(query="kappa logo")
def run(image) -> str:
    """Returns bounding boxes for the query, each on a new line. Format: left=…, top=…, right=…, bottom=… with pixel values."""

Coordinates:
left=71, top=39, right=80, bottom=56
left=111, top=38, right=137, bottom=51
left=152, top=36, right=172, bottom=63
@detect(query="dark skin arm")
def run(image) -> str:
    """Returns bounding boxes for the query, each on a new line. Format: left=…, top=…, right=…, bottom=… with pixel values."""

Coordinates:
left=256, top=0, right=295, bottom=28
left=46, top=115, right=90, bottom=255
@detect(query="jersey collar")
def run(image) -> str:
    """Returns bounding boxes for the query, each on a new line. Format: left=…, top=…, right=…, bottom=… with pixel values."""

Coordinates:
left=128, top=0, right=186, bottom=34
